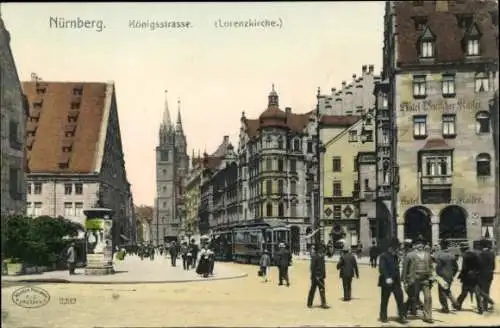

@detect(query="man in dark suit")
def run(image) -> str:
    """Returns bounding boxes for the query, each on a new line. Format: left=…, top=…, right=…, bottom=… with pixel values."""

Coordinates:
left=336, top=247, right=359, bottom=301
left=433, top=238, right=459, bottom=313
left=456, top=243, right=485, bottom=314
left=169, top=241, right=178, bottom=267
left=276, top=243, right=291, bottom=286
left=369, top=241, right=379, bottom=268
left=378, top=238, right=407, bottom=324
left=307, top=244, right=330, bottom=309
left=478, top=239, right=496, bottom=312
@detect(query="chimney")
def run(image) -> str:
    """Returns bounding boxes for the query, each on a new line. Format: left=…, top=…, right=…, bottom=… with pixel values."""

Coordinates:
left=352, top=74, right=357, bottom=81
left=285, top=107, right=292, bottom=114
left=368, top=65, right=374, bottom=73
left=435, top=0, right=449, bottom=12
left=331, top=88, right=336, bottom=93
left=362, top=65, right=367, bottom=73
left=223, top=135, right=229, bottom=143
left=342, top=81, right=347, bottom=88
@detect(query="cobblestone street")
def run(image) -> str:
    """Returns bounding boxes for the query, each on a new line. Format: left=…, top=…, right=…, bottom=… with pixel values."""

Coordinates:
left=2, top=259, right=499, bottom=327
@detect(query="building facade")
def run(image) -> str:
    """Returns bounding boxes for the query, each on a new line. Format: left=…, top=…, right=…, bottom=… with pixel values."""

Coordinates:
left=381, top=0, right=498, bottom=245
left=318, top=65, right=381, bottom=116
left=23, top=79, right=135, bottom=245
left=0, top=18, right=28, bottom=216
left=183, top=154, right=203, bottom=239
left=154, top=91, right=189, bottom=245
left=320, top=115, right=375, bottom=248
left=238, top=86, right=317, bottom=253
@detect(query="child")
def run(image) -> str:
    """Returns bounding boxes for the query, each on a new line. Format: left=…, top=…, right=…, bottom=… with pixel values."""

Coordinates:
left=259, top=250, right=271, bottom=282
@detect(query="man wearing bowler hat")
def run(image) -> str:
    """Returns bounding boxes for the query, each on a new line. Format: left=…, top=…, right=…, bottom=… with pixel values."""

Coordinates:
left=276, top=242, right=291, bottom=287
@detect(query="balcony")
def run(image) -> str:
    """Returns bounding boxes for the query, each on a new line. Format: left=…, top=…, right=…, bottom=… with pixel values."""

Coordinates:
left=420, top=175, right=452, bottom=187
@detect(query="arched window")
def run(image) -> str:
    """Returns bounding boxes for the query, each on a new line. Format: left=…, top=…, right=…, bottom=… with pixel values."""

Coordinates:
left=476, top=112, right=490, bottom=134
left=278, top=203, right=285, bottom=217
left=266, top=203, right=273, bottom=217
left=476, top=153, right=491, bottom=177
left=293, top=139, right=300, bottom=151
left=277, top=137, right=283, bottom=149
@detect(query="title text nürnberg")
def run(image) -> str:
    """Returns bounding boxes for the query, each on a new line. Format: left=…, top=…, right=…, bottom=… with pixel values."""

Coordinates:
left=49, top=17, right=105, bottom=32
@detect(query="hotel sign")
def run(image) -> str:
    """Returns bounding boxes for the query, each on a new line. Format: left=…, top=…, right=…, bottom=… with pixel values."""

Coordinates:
left=400, top=194, right=483, bottom=206
left=400, top=98, right=481, bottom=113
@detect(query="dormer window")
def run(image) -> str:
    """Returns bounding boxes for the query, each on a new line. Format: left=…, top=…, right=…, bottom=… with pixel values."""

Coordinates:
left=412, top=16, right=428, bottom=31
left=418, top=27, right=436, bottom=59
left=463, top=23, right=481, bottom=56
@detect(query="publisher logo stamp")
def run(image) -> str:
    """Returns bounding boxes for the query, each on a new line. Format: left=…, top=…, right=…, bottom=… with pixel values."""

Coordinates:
left=11, top=286, right=50, bottom=309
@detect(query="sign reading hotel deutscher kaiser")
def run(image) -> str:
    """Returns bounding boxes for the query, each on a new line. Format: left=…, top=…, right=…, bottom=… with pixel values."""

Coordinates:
left=400, top=98, right=481, bottom=113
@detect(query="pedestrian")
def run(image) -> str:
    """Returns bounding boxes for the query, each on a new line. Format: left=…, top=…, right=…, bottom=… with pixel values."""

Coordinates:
left=259, top=250, right=271, bottom=282
left=369, top=241, right=379, bottom=268
left=403, top=238, right=434, bottom=323
left=378, top=238, right=407, bottom=324
left=307, top=244, right=330, bottom=309
left=169, top=241, right=178, bottom=267
left=181, top=242, right=189, bottom=270
left=433, top=238, right=459, bottom=313
left=455, top=241, right=494, bottom=314
left=66, top=242, right=76, bottom=275
left=196, top=245, right=210, bottom=278
left=207, top=247, right=215, bottom=275
left=336, top=246, right=359, bottom=301
left=190, top=239, right=199, bottom=269
left=478, top=238, right=496, bottom=312
left=276, top=242, right=291, bottom=287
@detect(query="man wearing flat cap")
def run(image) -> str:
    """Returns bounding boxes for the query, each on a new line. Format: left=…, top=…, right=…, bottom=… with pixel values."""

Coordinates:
left=378, top=238, right=407, bottom=324
left=276, top=242, right=291, bottom=287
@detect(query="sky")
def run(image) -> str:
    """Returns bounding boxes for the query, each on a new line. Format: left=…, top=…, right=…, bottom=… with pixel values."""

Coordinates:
left=1, top=2, right=385, bottom=206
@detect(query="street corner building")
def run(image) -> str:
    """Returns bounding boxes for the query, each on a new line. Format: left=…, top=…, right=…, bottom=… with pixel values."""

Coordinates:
left=0, top=18, right=29, bottom=217
left=235, top=85, right=320, bottom=254
left=318, top=64, right=380, bottom=251
left=154, top=91, right=189, bottom=245
left=22, top=77, right=136, bottom=245
left=379, top=0, right=499, bottom=247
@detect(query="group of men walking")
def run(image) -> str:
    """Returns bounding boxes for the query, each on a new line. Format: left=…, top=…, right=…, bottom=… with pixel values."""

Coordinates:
left=302, top=236, right=496, bottom=325
left=378, top=237, right=495, bottom=324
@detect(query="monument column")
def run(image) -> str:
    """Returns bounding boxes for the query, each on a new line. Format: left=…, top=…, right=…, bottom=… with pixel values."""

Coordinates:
left=84, top=208, right=115, bottom=275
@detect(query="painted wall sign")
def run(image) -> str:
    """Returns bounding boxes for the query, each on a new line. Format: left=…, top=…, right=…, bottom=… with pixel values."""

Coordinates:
left=400, top=194, right=483, bottom=206
left=400, top=98, right=481, bottom=113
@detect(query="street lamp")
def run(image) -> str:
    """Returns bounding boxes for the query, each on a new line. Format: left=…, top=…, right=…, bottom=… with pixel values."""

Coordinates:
left=314, top=87, right=326, bottom=247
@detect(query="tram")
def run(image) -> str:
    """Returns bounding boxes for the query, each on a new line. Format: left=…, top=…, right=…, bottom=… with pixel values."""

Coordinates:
left=232, top=220, right=291, bottom=265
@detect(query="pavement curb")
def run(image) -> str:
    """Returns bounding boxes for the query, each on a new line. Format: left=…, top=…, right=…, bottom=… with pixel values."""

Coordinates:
left=1, top=272, right=248, bottom=285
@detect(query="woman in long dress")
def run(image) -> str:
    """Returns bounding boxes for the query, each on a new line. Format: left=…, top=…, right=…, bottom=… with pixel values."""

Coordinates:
left=196, top=246, right=210, bottom=277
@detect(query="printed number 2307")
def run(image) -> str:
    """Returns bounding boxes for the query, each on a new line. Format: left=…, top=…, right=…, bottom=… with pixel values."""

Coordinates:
left=59, top=297, right=76, bottom=305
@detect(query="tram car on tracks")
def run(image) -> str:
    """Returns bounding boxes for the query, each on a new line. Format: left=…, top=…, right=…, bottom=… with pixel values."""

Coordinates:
left=232, top=219, right=291, bottom=265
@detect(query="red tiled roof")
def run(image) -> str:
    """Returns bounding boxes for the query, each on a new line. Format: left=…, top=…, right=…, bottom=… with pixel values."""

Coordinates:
left=320, top=115, right=361, bottom=127
left=243, top=111, right=311, bottom=138
left=421, top=138, right=451, bottom=150
left=394, top=0, right=498, bottom=66
left=22, top=81, right=108, bottom=174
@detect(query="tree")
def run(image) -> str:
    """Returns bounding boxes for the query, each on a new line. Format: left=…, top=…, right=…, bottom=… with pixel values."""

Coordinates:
left=2, top=215, right=82, bottom=266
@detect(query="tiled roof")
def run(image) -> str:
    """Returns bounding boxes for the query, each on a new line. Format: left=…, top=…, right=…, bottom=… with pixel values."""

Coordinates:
left=22, top=81, right=109, bottom=174
left=202, top=156, right=222, bottom=170
left=243, top=111, right=311, bottom=138
left=394, top=0, right=498, bottom=66
left=320, top=115, right=361, bottom=127
left=421, top=138, right=451, bottom=150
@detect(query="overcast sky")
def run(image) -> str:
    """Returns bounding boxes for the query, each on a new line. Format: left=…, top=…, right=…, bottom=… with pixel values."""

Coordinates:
left=1, top=2, right=384, bottom=206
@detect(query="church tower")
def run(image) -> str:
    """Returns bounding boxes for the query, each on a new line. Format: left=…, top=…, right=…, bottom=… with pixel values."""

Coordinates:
left=154, top=91, right=190, bottom=245
left=155, top=90, right=176, bottom=245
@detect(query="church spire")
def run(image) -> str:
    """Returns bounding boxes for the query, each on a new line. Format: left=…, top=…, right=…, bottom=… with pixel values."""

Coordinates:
left=162, top=90, right=172, bottom=128
left=268, top=83, right=279, bottom=107
left=176, top=98, right=183, bottom=132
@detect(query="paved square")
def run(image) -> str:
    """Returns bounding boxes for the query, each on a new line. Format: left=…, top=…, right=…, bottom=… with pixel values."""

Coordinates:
left=2, top=259, right=499, bottom=327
